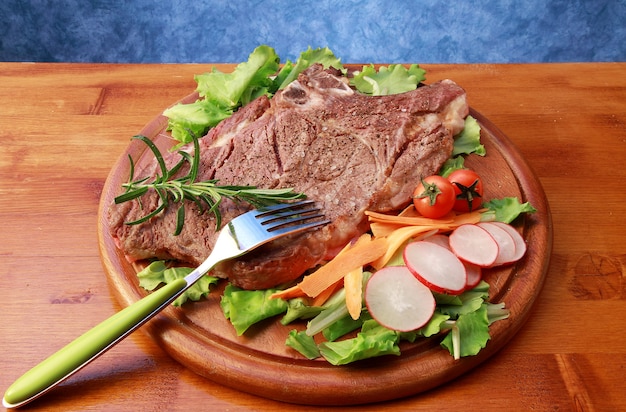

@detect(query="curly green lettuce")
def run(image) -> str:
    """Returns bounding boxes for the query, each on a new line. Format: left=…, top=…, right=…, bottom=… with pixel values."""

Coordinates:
left=350, top=64, right=426, bottom=95
left=136, top=261, right=218, bottom=306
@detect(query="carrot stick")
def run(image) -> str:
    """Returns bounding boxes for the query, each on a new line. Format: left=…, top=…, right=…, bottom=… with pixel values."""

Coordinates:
left=344, top=265, right=364, bottom=320
left=451, top=209, right=485, bottom=225
left=370, top=222, right=406, bottom=238
left=269, top=284, right=306, bottom=300
left=311, top=278, right=343, bottom=306
left=298, top=236, right=388, bottom=298
left=398, top=204, right=418, bottom=217
left=371, top=227, right=441, bottom=270
left=308, top=236, right=363, bottom=306
left=365, top=210, right=454, bottom=226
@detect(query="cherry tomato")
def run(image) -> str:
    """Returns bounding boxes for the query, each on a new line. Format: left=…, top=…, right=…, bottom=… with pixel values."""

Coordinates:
left=412, top=176, right=455, bottom=218
left=447, top=169, right=484, bottom=212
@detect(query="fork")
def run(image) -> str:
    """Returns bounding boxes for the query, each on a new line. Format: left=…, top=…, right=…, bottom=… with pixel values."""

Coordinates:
left=3, top=200, right=329, bottom=409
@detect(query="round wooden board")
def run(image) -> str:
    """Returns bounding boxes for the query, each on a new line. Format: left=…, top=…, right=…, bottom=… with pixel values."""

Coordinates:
left=97, top=101, right=553, bottom=406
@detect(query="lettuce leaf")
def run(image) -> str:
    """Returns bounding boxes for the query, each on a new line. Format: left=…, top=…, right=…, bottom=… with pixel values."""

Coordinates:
left=220, top=284, right=288, bottom=335
left=136, top=260, right=218, bottom=306
left=483, top=196, right=537, bottom=223
left=163, top=45, right=280, bottom=144
left=274, top=46, right=343, bottom=90
left=318, top=320, right=401, bottom=365
left=452, top=115, right=486, bottom=157
left=162, top=46, right=432, bottom=145
left=433, top=282, right=508, bottom=359
left=322, top=311, right=371, bottom=342
left=416, top=311, right=450, bottom=338
left=285, top=330, right=320, bottom=360
left=195, top=44, right=279, bottom=107
left=280, top=298, right=323, bottom=325
left=350, top=64, right=426, bottom=96
left=162, top=99, right=232, bottom=144
left=440, top=304, right=491, bottom=358
left=438, top=156, right=466, bottom=177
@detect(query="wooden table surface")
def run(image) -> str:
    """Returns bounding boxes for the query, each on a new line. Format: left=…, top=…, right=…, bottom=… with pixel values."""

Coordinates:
left=1, top=62, right=625, bottom=411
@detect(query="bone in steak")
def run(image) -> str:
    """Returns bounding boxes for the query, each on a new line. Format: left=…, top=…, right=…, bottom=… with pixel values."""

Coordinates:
left=107, top=64, right=469, bottom=290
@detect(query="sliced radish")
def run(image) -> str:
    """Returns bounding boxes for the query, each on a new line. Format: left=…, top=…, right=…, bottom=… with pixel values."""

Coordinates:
left=422, top=233, right=451, bottom=249
left=403, top=241, right=467, bottom=295
left=464, top=262, right=483, bottom=290
left=449, top=224, right=499, bottom=267
left=422, top=233, right=483, bottom=290
left=489, top=221, right=527, bottom=262
left=478, top=222, right=517, bottom=266
left=365, top=266, right=436, bottom=332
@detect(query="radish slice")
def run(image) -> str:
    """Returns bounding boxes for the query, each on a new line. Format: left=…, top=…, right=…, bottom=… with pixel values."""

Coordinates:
left=477, top=222, right=517, bottom=266
left=422, top=233, right=483, bottom=289
left=422, top=233, right=451, bottom=249
left=464, top=262, right=483, bottom=290
left=365, top=266, right=436, bottom=332
left=489, top=221, right=527, bottom=262
left=403, top=241, right=467, bottom=295
left=449, top=224, right=499, bottom=267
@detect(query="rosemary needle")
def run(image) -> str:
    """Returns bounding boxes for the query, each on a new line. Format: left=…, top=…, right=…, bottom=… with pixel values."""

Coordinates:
left=114, top=134, right=305, bottom=235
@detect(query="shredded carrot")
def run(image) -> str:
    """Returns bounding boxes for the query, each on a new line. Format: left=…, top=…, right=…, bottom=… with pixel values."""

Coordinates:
left=310, top=278, right=343, bottom=307
left=269, top=284, right=306, bottom=300
left=307, top=238, right=362, bottom=306
left=298, top=235, right=387, bottom=298
left=365, top=210, right=454, bottom=226
left=370, top=221, right=406, bottom=238
left=451, top=209, right=485, bottom=225
left=344, top=265, right=364, bottom=320
left=371, top=226, right=441, bottom=269
left=398, top=204, right=419, bottom=217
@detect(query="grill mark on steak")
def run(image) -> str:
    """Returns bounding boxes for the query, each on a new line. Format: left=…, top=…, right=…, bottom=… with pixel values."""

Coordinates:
left=108, top=64, right=469, bottom=290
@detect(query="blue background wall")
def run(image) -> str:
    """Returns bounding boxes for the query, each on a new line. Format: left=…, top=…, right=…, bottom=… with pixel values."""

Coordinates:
left=1, top=0, right=625, bottom=64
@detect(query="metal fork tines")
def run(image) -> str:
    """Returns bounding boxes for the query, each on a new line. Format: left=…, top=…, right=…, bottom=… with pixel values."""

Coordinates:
left=224, top=200, right=329, bottom=251
left=255, top=200, right=328, bottom=232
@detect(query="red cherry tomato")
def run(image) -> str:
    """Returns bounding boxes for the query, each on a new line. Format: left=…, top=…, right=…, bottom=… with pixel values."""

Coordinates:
left=447, top=169, right=484, bottom=212
left=412, top=176, right=455, bottom=218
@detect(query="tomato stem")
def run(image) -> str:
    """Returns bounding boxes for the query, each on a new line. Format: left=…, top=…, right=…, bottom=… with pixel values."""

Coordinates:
left=452, top=179, right=482, bottom=211
left=416, top=179, right=444, bottom=206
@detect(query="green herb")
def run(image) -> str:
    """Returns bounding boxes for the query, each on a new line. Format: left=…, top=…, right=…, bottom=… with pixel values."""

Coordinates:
left=114, top=133, right=305, bottom=234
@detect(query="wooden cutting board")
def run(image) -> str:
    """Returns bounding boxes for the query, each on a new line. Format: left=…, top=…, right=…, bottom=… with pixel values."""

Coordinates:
left=97, top=102, right=552, bottom=406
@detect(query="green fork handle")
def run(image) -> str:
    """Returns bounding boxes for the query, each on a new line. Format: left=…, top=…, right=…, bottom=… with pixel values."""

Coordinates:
left=2, top=277, right=188, bottom=408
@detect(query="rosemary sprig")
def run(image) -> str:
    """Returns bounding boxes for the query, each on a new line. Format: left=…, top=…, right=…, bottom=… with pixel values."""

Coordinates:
left=114, top=134, right=305, bottom=235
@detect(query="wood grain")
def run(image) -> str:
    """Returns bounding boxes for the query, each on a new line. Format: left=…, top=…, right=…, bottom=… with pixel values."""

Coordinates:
left=1, top=62, right=625, bottom=411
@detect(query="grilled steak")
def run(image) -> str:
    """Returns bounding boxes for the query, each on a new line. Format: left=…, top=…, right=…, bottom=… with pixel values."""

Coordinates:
left=108, top=64, right=469, bottom=290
